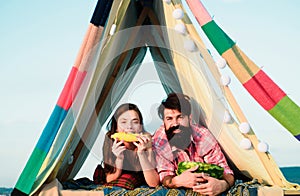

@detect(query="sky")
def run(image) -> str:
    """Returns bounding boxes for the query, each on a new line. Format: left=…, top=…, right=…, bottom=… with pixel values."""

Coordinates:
left=1, top=0, right=300, bottom=188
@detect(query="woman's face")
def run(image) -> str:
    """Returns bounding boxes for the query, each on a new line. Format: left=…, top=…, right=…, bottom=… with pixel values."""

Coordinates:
left=116, top=110, right=142, bottom=150
left=117, top=110, right=142, bottom=134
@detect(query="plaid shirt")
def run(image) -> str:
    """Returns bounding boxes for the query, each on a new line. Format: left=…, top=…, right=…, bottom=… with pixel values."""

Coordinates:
left=152, top=124, right=233, bottom=181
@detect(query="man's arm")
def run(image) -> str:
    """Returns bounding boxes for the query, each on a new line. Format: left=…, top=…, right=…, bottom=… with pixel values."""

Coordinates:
left=162, top=166, right=204, bottom=189
left=162, top=175, right=177, bottom=188
left=163, top=175, right=194, bottom=188
left=223, top=173, right=235, bottom=189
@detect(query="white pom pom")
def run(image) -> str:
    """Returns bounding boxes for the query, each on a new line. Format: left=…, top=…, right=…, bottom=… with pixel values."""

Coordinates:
left=239, top=122, right=251, bottom=134
left=184, top=39, right=197, bottom=52
left=240, top=138, right=252, bottom=150
left=109, top=24, right=116, bottom=35
left=163, top=0, right=171, bottom=4
left=174, top=23, right=186, bottom=35
left=173, top=8, right=184, bottom=20
left=257, top=141, right=269, bottom=152
left=216, top=58, right=227, bottom=69
left=220, top=75, right=231, bottom=86
left=223, top=110, right=232, bottom=123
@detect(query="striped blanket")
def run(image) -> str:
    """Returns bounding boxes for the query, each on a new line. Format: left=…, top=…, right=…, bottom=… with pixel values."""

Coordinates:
left=62, top=177, right=260, bottom=196
left=96, top=185, right=202, bottom=196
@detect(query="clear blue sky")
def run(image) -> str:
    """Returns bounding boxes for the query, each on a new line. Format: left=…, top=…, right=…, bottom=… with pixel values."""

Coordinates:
left=1, top=0, right=299, bottom=188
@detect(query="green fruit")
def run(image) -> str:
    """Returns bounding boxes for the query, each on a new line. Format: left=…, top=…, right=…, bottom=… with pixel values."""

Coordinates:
left=176, top=161, right=224, bottom=179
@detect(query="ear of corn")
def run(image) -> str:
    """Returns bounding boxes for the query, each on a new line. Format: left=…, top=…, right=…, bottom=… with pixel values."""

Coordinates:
left=110, top=132, right=140, bottom=142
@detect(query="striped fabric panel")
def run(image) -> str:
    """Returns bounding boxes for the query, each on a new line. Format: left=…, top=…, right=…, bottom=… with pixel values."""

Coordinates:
left=222, top=45, right=260, bottom=83
left=185, top=0, right=300, bottom=141
left=201, top=20, right=235, bottom=55
left=268, top=96, right=300, bottom=137
left=15, top=148, right=47, bottom=194
left=15, top=106, right=67, bottom=194
left=14, top=66, right=88, bottom=195
left=13, top=0, right=114, bottom=195
left=185, top=0, right=212, bottom=26
left=243, top=70, right=286, bottom=110
left=57, top=66, right=87, bottom=110
left=90, top=0, right=114, bottom=27
left=36, top=106, right=68, bottom=150
left=242, top=64, right=300, bottom=138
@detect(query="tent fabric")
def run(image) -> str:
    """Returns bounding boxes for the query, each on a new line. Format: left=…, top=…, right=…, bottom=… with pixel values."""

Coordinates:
left=12, top=0, right=300, bottom=195
left=12, top=25, right=104, bottom=196
left=185, top=0, right=300, bottom=141
left=158, top=1, right=298, bottom=189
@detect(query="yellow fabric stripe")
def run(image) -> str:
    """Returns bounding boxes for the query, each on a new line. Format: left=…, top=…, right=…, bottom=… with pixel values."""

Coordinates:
left=222, top=45, right=260, bottom=84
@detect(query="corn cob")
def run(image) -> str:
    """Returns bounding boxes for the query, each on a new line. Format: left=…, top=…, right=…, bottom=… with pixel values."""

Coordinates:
left=110, top=132, right=140, bottom=142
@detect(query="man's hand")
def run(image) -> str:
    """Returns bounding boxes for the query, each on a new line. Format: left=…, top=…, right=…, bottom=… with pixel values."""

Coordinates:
left=192, top=174, right=230, bottom=196
left=165, top=166, right=207, bottom=188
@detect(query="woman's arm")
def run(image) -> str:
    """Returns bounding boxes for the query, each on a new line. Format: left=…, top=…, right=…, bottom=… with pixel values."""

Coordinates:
left=137, top=150, right=159, bottom=187
left=134, top=133, right=159, bottom=187
left=106, top=157, right=123, bottom=182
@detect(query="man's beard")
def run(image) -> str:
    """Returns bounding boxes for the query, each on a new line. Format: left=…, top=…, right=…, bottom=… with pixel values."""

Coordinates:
left=166, top=125, right=193, bottom=150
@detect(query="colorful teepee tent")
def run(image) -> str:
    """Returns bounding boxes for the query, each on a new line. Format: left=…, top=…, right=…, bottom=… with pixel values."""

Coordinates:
left=12, top=0, right=300, bottom=195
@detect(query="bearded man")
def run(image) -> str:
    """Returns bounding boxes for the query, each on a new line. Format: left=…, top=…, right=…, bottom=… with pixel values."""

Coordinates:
left=152, top=93, right=234, bottom=196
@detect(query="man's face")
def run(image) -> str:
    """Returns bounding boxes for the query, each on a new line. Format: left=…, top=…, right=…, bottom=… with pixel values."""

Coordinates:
left=163, top=109, right=192, bottom=149
left=163, top=108, right=189, bottom=131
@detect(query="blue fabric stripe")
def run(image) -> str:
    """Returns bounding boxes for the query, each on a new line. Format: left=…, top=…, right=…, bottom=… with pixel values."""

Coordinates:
left=36, top=105, right=68, bottom=152
left=13, top=105, right=68, bottom=195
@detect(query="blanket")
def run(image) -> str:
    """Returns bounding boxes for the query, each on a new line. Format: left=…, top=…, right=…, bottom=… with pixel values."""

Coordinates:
left=38, top=178, right=283, bottom=196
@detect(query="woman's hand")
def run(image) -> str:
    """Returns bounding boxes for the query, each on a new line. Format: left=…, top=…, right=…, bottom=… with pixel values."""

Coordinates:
left=112, top=138, right=126, bottom=160
left=133, top=134, right=152, bottom=152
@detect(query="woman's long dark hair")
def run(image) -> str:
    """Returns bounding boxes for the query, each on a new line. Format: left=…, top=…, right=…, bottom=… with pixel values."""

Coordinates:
left=103, top=103, right=144, bottom=174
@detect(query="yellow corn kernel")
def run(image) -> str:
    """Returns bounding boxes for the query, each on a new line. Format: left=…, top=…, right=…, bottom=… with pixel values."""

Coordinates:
left=110, top=132, right=139, bottom=142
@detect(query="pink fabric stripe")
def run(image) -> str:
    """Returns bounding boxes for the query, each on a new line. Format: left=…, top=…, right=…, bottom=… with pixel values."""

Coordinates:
left=185, top=0, right=212, bottom=26
left=57, top=67, right=87, bottom=110
left=73, top=24, right=92, bottom=69
left=243, top=70, right=286, bottom=110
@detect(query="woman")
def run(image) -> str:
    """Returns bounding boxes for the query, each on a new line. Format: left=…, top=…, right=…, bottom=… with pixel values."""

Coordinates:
left=102, top=103, right=159, bottom=189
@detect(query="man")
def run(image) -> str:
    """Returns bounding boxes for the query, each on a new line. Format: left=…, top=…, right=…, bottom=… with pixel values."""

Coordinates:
left=152, top=93, right=234, bottom=196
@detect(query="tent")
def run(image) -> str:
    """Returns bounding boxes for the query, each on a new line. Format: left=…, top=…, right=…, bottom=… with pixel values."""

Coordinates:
left=12, top=0, right=300, bottom=195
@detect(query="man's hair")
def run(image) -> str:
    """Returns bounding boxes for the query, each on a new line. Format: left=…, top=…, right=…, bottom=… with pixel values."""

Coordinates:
left=158, top=93, right=191, bottom=119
